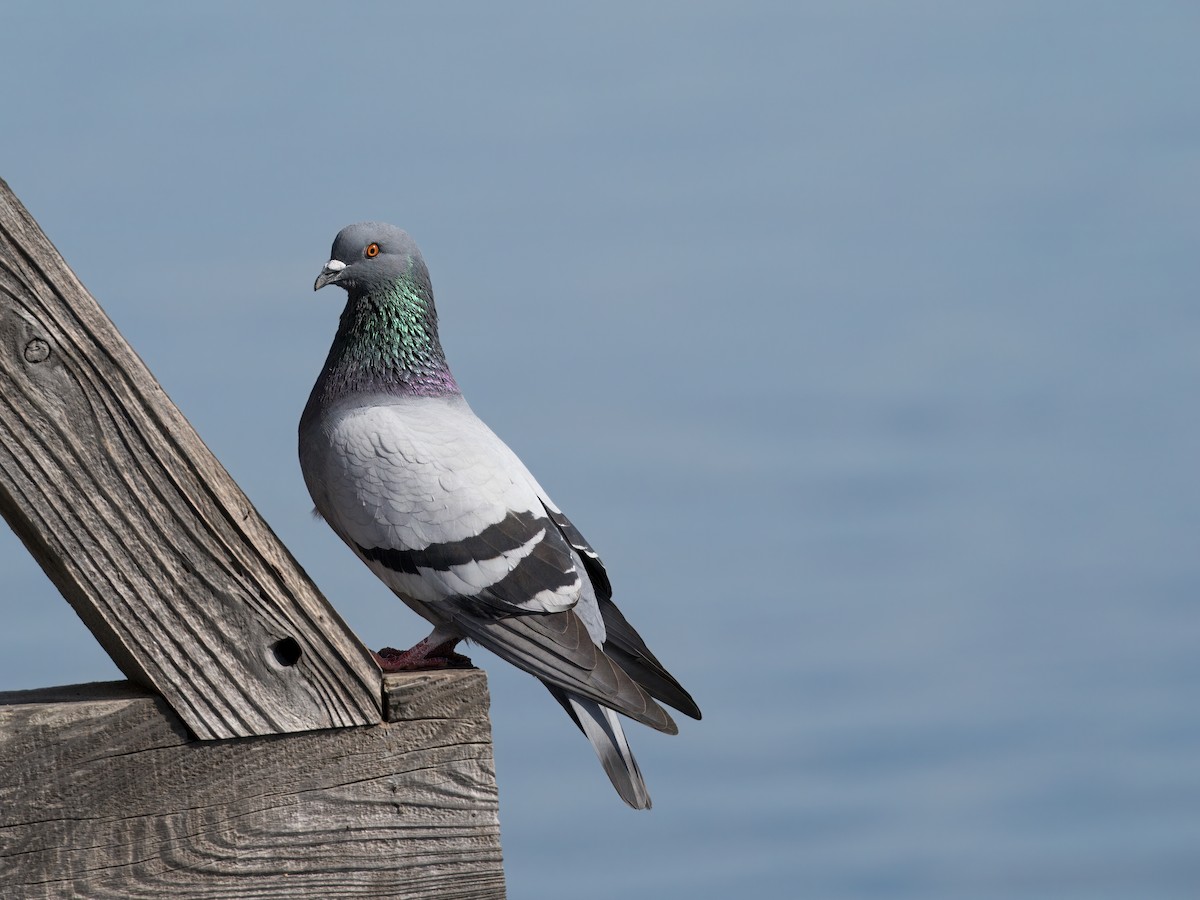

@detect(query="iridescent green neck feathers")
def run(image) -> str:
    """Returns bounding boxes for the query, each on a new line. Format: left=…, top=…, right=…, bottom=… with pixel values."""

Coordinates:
left=313, top=265, right=460, bottom=404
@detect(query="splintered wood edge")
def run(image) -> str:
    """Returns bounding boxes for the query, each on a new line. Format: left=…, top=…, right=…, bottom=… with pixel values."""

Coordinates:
left=382, top=669, right=492, bottom=724
left=0, top=670, right=492, bottom=727
left=0, top=680, right=152, bottom=707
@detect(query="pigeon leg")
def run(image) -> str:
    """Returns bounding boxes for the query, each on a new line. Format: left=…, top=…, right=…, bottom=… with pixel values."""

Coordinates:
left=374, top=628, right=472, bottom=671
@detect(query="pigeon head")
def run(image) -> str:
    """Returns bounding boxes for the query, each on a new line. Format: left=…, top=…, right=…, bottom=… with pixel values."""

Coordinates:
left=305, top=221, right=459, bottom=400
left=314, top=222, right=425, bottom=295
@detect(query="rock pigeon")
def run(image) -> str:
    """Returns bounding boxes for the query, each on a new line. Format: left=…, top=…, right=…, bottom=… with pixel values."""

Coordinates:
left=299, top=222, right=700, bottom=809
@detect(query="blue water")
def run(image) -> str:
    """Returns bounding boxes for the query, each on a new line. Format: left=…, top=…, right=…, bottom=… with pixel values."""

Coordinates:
left=2, top=4, right=1199, bottom=897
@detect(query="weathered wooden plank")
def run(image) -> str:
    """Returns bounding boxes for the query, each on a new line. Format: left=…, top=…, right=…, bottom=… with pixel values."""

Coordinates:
left=0, top=178, right=381, bottom=738
left=0, top=672, right=505, bottom=899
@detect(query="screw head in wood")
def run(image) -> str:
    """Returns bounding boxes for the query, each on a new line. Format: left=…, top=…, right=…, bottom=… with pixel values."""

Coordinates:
left=24, top=337, right=51, bottom=363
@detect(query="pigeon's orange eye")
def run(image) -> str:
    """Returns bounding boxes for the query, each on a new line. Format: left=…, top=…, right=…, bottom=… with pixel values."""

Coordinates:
left=365, top=242, right=380, bottom=258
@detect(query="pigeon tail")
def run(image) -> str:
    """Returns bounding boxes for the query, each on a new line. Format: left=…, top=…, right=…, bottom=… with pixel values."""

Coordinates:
left=551, top=687, right=651, bottom=809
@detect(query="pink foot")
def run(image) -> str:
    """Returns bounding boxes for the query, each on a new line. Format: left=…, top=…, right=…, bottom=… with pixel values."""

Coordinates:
left=374, top=638, right=472, bottom=672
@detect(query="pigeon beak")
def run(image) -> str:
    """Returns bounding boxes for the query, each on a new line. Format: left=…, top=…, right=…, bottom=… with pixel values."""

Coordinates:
left=314, top=259, right=347, bottom=291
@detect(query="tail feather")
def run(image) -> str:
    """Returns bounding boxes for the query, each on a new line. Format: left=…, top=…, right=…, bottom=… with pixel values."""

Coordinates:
left=547, top=686, right=652, bottom=809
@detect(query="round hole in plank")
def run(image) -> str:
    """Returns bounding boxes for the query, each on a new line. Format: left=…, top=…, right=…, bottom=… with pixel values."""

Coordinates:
left=271, top=637, right=303, bottom=667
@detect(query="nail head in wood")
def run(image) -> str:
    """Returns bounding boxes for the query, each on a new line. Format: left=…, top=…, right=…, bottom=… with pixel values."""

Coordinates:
left=23, top=336, right=50, bottom=363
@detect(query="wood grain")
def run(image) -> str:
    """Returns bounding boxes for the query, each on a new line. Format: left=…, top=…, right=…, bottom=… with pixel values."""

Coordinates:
left=0, top=178, right=381, bottom=738
left=0, top=672, right=505, bottom=899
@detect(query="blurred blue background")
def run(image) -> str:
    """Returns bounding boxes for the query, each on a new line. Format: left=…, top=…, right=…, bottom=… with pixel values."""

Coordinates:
left=2, top=3, right=1199, bottom=897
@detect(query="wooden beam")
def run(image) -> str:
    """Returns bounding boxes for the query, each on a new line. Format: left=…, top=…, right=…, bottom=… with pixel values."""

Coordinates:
left=0, top=671, right=505, bottom=899
left=0, top=178, right=381, bottom=738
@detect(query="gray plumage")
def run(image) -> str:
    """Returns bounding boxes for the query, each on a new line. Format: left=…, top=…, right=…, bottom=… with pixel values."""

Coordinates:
left=299, top=222, right=700, bottom=808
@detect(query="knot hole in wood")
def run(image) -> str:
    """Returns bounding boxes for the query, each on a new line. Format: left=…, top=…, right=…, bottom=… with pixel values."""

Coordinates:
left=271, top=637, right=302, bottom=667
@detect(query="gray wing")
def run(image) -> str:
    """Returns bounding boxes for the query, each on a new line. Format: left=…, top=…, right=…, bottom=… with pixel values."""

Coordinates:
left=449, top=606, right=677, bottom=734
left=540, top=499, right=702, bottom=721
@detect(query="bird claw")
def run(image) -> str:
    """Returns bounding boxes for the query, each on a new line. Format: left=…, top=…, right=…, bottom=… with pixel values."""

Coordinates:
left=374, top=643, right=473, bottom=672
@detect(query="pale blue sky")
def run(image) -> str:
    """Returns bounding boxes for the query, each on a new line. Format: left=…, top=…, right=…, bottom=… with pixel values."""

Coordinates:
left=3, top=4, right=1200, bottom=898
